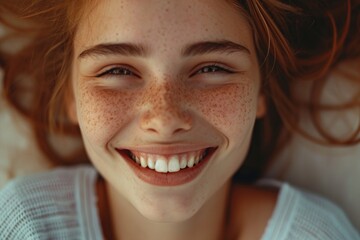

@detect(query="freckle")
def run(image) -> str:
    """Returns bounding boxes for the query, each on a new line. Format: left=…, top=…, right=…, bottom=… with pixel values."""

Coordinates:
left=161, top=44, right=168, bottom=52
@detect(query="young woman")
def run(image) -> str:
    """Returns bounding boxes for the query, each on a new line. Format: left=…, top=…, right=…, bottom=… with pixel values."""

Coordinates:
left=0, top=0, right=359, bottom=239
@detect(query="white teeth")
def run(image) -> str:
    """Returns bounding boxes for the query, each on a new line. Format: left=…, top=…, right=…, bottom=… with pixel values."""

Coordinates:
left=168, top=156, right=180, bottom=172
left=155, top=157, right=168, bottom=173
left=180, top=155, right=187, bottom=169
left=187, top=155, right=195, bottom=168
left=147, top=155, right=155, bottom=169
left=140, top=156, right=147, bottom=168
left=129, top=149, right=209, bottom=173
left=134, top=154, right=140, bottom=164
left=194, top=152, right=200, bottom=165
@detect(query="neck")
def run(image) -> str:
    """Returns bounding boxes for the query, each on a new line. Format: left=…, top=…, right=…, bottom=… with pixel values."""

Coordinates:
left=103, top=180, right=232, bottom=240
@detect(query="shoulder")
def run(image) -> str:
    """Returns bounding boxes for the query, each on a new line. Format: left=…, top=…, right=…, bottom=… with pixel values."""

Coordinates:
left=228, top=183, right=360, bottom=240
left=227, top=184, right=278, bottom=240
left=0, top=165, right=95, bottom=239
left=262, top=183, right=360, bottom=240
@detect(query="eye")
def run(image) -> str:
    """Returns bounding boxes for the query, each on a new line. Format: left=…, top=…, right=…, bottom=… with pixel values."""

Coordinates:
left=192, top=64, right=234, bottom=76
left=96, top=66, right=137, bottom=78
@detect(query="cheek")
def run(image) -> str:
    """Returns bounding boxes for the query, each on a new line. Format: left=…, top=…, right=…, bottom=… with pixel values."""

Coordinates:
left=190, top=83, right=257, bottom=132
left=75, top=81, right=258, bottom=145
left=76, top=85, right=135, bottom=144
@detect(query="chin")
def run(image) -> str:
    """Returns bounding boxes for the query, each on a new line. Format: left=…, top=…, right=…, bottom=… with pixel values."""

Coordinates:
left=131, top=189, right=206, bottom=223
left=137, top=204, right=200, bottom=223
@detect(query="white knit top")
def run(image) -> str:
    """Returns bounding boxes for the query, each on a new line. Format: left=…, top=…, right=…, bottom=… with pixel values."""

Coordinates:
left=0, top=165, right=358, bottom=240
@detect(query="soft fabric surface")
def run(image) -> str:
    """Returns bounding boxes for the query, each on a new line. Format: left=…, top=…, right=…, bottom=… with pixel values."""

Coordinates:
left=1, top=165, right=358, bottom=239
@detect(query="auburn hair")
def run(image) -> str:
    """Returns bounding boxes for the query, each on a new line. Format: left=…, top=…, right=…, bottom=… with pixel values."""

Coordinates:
left=0, top=0, right=359, bottom=182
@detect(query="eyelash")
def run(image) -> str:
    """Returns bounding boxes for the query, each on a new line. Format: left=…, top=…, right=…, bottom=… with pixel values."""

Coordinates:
left=96, top=64, right=234, bottom=78
left=192, top=64, right=234, bottom=76
left=96, top=66, right=136, bottom=78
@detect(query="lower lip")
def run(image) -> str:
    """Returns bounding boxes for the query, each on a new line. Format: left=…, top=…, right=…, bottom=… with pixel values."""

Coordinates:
left=117, top=148, right=216, bottom=186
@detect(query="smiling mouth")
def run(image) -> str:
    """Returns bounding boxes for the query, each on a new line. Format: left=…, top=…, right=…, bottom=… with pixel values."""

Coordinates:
left=122, top=148, right=213, bottom=173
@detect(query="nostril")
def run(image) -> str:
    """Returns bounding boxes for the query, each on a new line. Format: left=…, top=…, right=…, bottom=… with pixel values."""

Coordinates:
left=139, top=110, right=193, bottom=135
left=147, top=128, right=159, bottom=133
left=174, top=128, right=185, bottom=134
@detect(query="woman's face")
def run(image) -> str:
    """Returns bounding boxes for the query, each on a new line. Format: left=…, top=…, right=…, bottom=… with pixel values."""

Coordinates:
left=71, top=0, right=265, bottom=221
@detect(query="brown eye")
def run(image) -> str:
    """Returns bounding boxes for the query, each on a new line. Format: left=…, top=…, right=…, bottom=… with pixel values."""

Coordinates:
left=195, top=65, right=233, bottom=75
left=97, top=67, right=136, bottom=78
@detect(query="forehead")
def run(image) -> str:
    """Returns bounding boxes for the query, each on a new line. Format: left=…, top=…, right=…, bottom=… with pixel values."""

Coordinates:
left=74, top=0, right=254, bottom=54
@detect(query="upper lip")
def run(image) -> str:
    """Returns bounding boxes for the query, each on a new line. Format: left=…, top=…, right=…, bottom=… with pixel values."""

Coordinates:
left=116, top=144, right=217, bottom=155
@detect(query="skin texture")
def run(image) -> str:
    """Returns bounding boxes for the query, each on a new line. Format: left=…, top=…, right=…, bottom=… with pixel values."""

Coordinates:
left=70, top=0, right=271, bottom=239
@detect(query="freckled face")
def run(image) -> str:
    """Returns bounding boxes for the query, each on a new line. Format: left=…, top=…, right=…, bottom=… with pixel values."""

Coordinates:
left=72, top=0, right=264, bottom=221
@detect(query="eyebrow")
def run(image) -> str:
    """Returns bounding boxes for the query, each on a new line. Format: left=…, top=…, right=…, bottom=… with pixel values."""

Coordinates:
left=78, top=43, right=147, bottom=59
left=182, top=40, right=250, bottom=56
left=78, top=40, right=250, bottom=59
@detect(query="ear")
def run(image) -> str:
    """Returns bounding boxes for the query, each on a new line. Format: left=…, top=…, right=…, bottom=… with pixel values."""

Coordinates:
left=256, top=94, right=266, bottom=118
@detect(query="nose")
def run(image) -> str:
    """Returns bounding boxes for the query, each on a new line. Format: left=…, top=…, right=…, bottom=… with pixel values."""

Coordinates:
left=139, top=84, right=192, bottom=137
